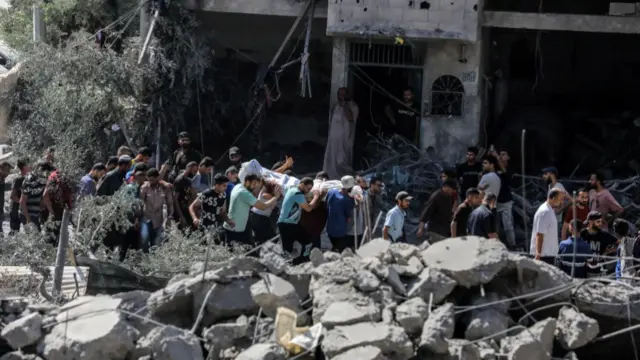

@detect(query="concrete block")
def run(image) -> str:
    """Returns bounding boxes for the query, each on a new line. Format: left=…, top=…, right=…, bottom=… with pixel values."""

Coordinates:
left=402, top=8, right=430, bottom=22
left=388, top=0, right=409, bottom=9
left=439, top=0, right=467, bottom=12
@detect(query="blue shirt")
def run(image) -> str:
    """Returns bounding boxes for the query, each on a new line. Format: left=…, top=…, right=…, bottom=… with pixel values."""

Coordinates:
left=325, top=188, right=354, bottom=237
left=78, top=175, right=96, bottom=198
left=278, top=187, right=306, bottom=224
left=557, top=236, right=591, bottom=278
left=226, top=182, right=235, bottom=200
left=384, top=205, right=406, bottom=242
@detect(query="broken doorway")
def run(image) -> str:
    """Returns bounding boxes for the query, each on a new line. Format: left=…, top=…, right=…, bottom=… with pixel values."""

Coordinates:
left=347, top=41, right=424, bottom=168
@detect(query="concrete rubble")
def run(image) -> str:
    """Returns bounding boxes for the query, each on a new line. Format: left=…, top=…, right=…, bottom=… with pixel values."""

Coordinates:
left=0, top=236, right=636, bottom=360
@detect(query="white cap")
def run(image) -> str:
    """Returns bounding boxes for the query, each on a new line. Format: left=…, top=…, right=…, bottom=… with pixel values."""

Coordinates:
left=341, top=175, right=355, bottom=189
left=350, top=185, right=363, bottom=198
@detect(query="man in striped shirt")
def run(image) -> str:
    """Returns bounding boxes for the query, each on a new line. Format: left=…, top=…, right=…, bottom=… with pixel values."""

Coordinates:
left=20, top=162, right=55, bottom=231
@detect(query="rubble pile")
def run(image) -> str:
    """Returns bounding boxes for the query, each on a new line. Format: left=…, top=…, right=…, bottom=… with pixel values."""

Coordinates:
left=0, top=237, right=638, bottom=360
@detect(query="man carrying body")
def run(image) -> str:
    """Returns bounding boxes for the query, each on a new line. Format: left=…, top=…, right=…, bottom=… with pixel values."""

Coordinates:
left=451, top=188, right=481, bottom=237
left=323, top=87, right=359, bottom=179
left=277, top=177, right=321, bottom=264
left=456, top=146, right=482, bottom=196
left=224, top=174, right=279, bottom=248
left=140, top=168, right=173, bottom=252
left=300, top=172, right=329, bottom=252
left=467, top=192, right=499, bottom=240
left=190, top=174, right=234, bottom=244
left=587, top=171, right=623, bottom=230
left=530, top=188, right=565, bottom=264
left=173, top=161, right=198, bottom=229
left=417, top=178, right=457, bottom=243
left=326, top=175, right=356, bottom=252
left=561, top=188, right=590, bottom=240
left=581, top=211, right=617, bottom=277
left=383, top=191, right=412, bottom=242
left=384, top=86, right=419, bottom=143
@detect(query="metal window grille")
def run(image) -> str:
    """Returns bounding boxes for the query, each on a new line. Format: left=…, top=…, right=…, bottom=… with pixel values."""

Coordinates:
left=349, top=42, right=424, bottom=68
left=430, top=75, right=465, bottom=116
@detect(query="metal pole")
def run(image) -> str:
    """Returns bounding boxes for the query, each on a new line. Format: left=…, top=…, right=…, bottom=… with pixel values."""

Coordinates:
left=52, top=209, right=71, bottom=298
left=138, top=9, right=160, bottom=65
left=299, top=0, right=315, bottom=97
left=570, top=190, right=577, bottom=278
left=32, top=5, right=45, bottom=42
left=269, top=1, right=312, bottom=70
left=521, top=130, right=528, bottom=251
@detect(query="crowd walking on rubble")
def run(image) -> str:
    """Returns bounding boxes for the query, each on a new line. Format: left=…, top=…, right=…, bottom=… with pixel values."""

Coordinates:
left=3, top=128, right=640, bottom=280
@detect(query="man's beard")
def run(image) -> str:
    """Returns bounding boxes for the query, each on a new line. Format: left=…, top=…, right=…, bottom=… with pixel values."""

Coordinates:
left=578, top=200, right=588, bottom=206
left=180, top=143, right=190, bottom=149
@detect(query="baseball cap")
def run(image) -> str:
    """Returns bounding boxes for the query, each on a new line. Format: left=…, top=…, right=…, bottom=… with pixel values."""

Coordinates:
left=395, top=191, right=413, bottom=201
left=118, top=155, right=132, bottom=165
left=178, top=131, right=190, bottom=139
left=584, top=211, right=603, bottom=224
left=341, top=175, right=355, bottom=189
left=229, top=147, right=241, bottom=156
left=541, top=167, right=558, bottom=175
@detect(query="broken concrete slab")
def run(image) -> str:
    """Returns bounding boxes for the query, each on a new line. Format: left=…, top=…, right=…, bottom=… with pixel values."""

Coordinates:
left=405, top=267, right=457, bottom=303
left=387, top=242, right=420, bottom=265
left=505, top=254, right=573, bottom=302
left=40, top=296, right=139, bottom=360
left=419, top=303, right=456, bottom=354
left=203, top=315, right=249, bottom=348
left=135, top=325, right=204, bottom=360
left=356, top=238, right=391, bottom=259
left=309, top=277, right=369, bottom=324
left=500, top=317, right=556, bottom=360
left=446, top=339, right=482, bottom=360
left=192, top=277, right=259, bottom=326
left=421, top=236, right=508, bottom=288
left=464, top=293, right=511, bottom=341
left=555, top=306, right=599, bottom=350
left=395, top=297, right=429, bottom=335
left=391, top=256, right=424, bottom=277
left=250, top=273, right=301, bottom=319
left=331, top=345, right=389, bottom=360
left=1, top=312, right=42, bottom=349
left=283, top=262, right=312, bottom=300
left=236, top=342, right=287, bottom=360
left=312, top=256, right=366, bottom=284
left=352, top=270, right=381, bottom=292
left=320, top=301, right=381, bottom=329
left=0, top=351, right=43, bottom=360
left=260, top=242, right=289, bottom=275
left=322, top=322, right=414, bottom=359
left=573, top=281, right=640, bottom=321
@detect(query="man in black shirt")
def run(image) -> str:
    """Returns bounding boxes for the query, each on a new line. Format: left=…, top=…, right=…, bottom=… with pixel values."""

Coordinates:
left=467, top=192, right=498, bottom=239
left=496, top=149, right=515, bottom=248
left=10, top=159, right=30, bottom=235
left=189, top=174, right=232, bottom=244
left=417, top=178, right=457, bottom=243
left=163, top=132, right=202, bottom=182
left=581, top=211, right=617, bottom=277
left=456, top=146, right=482, bottom=197
left=173, top=161, right=198, bottom=229
left=451, top=188, right=481, bottom=237
left=97, top=156, right=132, bottom=196
left=384, top=87, right=420, bottom=143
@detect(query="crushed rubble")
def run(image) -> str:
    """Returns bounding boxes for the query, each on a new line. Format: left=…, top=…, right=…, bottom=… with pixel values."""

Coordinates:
left=0, top=236, right=636, bottom=360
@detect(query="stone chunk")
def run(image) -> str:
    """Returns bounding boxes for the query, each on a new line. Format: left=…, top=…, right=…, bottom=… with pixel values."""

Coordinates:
left=312, top=257, right=365, bottom=283
left=136, top=326, right=204, bottom=360
left=447, top=339, right=482, bottom=360
left=331, top=346, right=389, bottom=360
left=391, top=256, right=424, bottom=277
left=406, top=267, right=457, bottom=303
left=260, top=242, right=289, bottom=275
left=236, top=343, right=287, bottom=360
left=500, top=318, right=556, bottom=360
left=203, top=315, right=249, bottom=348
left=388, top=242, right=420, bottom=264
left=309, top=277, right=369, bottom=324
left=283, top=262, right=313, bottom=301
left=465, top=293, right=511, bottom=341
left=1, top=312, right=42, bottom=349
left=0, top=351, right=43, bottom=360
left=320, top=301, right=381, bottom=329
left=419, top=303, right=455, bottom=354
left=40, top=296, right=139, bottom=360
left=193, top=277, right=259, bottom=326
left=322, top=322, right=414, bottom=359
left=421, top=236, right=508, bottom=287
left=353, top=270, right=381, bottom=292
left=555, top=306, right=599, bottom=350
left=357, top=238, right=391, bottom=259
left=395, top=297, right=429, bottom=334
left=250, top=273, right=301, bottom=319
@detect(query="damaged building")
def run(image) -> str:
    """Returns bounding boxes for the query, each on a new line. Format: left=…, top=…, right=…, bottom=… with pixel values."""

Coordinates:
left=182, top=0, right=640, bottom=175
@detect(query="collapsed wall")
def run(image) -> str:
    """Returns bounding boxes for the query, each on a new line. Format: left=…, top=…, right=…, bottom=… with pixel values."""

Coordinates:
left=0, top=236, right=638, bottom=360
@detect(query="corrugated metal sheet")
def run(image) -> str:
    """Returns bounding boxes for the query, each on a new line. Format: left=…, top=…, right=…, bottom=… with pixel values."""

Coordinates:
left=0, top=266, right=89, bottom=298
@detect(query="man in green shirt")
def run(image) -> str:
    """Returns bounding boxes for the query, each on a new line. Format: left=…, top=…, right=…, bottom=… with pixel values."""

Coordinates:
left=223, top=174, right=279, bottom=248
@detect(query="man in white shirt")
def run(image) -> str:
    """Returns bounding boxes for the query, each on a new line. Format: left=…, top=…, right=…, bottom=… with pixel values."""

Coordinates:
left=530, top=188, right=565, bottom=264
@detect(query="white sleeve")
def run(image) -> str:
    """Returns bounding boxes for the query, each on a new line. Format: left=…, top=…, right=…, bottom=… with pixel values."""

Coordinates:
left=532, top=212, right=541, bottom=234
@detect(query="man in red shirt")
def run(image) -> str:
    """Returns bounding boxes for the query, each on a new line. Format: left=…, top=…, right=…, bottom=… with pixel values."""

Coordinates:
left=561, top=188, right=590, bottom=240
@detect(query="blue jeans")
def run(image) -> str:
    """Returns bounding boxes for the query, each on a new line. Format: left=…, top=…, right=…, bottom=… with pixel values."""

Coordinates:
left=140, top=219, right=163, bottom=253
left=497, top=201, right=516, bottom=248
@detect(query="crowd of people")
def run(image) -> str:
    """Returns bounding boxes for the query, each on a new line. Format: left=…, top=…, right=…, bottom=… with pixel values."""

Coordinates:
left=3, top=131, right=640, bottom=279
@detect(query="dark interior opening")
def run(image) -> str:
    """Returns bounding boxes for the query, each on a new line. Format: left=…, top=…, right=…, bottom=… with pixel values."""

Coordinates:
left=487, top=29, right=640, bottom=177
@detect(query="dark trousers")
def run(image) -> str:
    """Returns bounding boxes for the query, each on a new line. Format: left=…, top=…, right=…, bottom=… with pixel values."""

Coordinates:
left=250, top=213, right=276, bottom=245
left=278, top=222, right=311, bottom=265
left=329, top=235, right=353, bottom=253
left=9, top=203, right=20, bottom=232
left=540, top=256, right=556, bottom=266
left=226, top=228, right=255, bottom=249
